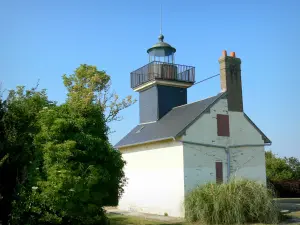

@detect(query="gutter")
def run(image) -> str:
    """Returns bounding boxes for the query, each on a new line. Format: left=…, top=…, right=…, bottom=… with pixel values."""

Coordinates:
left=229, top=143, right=271, bottom=148
left=179, top=140, right=268, bottom=182
left=115, top=136, right=175, bottom=149
left=180, top=140, right=224, bottom=149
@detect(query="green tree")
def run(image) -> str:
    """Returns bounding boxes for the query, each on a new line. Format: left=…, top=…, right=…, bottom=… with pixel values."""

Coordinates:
left=63, top=64, right=136, bottom=132
left=11, top=65, right=127, bottom=225
left=284, top=156, right=300, bottom=180
left=265, top=150, right=300, bottom=181
left=0, top=86, right=51, bottom=224
left=0, top=93, right=6, bottom=213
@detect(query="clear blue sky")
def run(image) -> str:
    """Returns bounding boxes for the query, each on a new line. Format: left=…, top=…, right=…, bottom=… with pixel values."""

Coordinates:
left=1, top=0, right=299, bottom=158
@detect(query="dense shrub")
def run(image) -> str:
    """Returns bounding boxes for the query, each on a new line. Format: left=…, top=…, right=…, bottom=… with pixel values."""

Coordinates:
left=269, top=179, right=300, bottom=198
left=184, top=179, right=279, bottom=225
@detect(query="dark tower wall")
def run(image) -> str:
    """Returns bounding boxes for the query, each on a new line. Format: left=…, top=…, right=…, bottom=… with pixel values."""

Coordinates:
left=139, top=85, right=187, bottom=123
left=219, top=51, right=243, bottom=112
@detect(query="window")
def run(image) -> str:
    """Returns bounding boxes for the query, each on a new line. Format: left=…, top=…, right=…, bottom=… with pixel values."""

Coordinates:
left=215, top=162, right=223, bottom=184
left=217, top=114, right=230, bottom=137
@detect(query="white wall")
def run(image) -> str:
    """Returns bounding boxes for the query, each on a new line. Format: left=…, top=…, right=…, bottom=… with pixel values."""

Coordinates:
left=182, top=98, right=267, bottom=194
left=229, top=111, right=264, bottom=145
left=118, top=141, right=185, bottom=217
left=230, top=146, right=266, bottom=183
left=183, top=98, right=230, bottom=146
left=183, top=144, right=227, bottom=194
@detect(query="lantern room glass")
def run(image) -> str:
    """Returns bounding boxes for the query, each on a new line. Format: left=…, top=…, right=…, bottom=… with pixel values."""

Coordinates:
left=148, top=51, right=175, bottom=64
left=149, top=53, right=175, bottom=64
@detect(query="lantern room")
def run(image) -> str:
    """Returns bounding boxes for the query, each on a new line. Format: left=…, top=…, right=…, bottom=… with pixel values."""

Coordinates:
left=130, top=33, right=195, bottom=91
left=147, top=34, right=176, bottom=64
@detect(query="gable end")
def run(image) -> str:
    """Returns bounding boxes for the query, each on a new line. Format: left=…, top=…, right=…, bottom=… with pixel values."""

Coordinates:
left=175, top=92, right=227, bottom=138
left=243, top=113, right=271, bottom=144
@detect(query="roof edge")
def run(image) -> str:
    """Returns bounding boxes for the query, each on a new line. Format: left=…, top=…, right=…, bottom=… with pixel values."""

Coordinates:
left=147, top=45, right=176, bottom=54
left=175, top=92, right=227, bottom=138
left=114, top=136, right=175, bottom=149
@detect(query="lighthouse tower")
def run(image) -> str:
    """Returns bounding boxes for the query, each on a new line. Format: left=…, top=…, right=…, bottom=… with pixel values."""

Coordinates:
left=130, top=34, right=195, bottom=124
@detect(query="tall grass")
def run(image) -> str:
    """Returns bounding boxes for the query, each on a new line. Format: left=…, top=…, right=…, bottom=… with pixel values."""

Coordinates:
left=184, top=179, right=279, bottom=224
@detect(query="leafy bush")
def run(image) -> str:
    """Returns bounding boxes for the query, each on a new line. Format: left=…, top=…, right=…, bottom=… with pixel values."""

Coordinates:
left=184, top=179, right=279, bottom=224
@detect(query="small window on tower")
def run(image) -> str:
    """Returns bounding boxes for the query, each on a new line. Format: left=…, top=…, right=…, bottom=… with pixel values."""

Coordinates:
left=217, top=114, right=230, bottom=136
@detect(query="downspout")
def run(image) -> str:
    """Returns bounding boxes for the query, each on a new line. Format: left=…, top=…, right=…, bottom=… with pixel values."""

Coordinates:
left=225, top=147, right=230, bottom=182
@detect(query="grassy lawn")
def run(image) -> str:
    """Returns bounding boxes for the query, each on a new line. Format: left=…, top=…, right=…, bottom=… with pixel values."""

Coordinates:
left=108, top=214, right=185, bottom=225
left=107, top=211, right=300, bottom=225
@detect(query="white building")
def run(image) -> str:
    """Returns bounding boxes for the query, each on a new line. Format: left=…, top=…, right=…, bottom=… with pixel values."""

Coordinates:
left=115, top=34, right=271, bottom=218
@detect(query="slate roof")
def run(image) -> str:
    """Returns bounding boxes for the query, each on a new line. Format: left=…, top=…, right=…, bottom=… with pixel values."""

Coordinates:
left=115, top=92, right=272, bottom=148
left=115, top=93, right=224, bottom=148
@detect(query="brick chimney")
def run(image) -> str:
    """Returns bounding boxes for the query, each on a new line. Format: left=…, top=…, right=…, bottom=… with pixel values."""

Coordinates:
left=218, top=50, right=243, bottom=112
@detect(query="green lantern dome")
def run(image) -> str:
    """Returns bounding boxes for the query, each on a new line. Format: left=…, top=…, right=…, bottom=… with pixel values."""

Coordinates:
left=147, top=34, right=176, bottom=64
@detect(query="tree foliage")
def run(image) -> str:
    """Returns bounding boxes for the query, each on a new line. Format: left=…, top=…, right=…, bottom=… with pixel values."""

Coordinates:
left=10, top=65, right=127, bottom=225
left=63, top=64, right=136, bottom=127
left=265, top=150, right=300, bottom=181
left=0, top=86, right=51, bottom=224
left=285, top=156, right=300, bottom=179
left=0, top=65, right=131, bottom=224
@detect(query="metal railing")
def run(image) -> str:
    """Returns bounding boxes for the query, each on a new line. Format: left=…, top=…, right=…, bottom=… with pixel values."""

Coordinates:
left=130, top=61, right=195, bottom=89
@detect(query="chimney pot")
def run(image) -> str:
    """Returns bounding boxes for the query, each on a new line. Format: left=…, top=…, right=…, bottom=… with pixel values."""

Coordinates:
left=230, top=52, right=236, bottom=58
left=222, top=50, right=227, bottom=57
